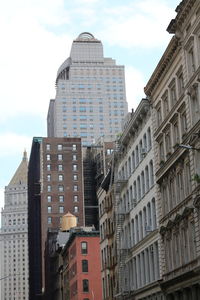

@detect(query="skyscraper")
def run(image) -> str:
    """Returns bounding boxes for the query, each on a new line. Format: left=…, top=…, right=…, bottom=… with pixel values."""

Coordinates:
left=47, top=32, right=128, bottom=145
left=0, top=151, right=29, bottom=300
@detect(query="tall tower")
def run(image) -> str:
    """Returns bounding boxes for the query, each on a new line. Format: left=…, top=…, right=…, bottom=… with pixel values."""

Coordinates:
left=28, top=137, right=84, bottom=299
left=0, top=151, right=29, bottom=300
left=47, top=32, right=128, bottom=145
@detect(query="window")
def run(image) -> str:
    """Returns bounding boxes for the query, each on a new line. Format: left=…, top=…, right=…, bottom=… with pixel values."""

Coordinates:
left=59, top=195, right=64, bottom=202
left=169, top=80, right=177, bottom=106
left=81, top=242, right=88, bottom=254
left=47, top=175, right=51, bottom=182
left=162, top=91, right=169, bottom=118
left=73, top=185, right=78, bottom=192
left=47, top=185, right=51, bottom=192
left=46, top=144, right=50, bottom=151
left=72, top=144, right=77, bottom=151
left=74, top=195, right=78, bottom=202
left=82, top=260, right=88, bottom=272
left=58, top=154, right=63, bottom=161
left=83, top=279, right=89, bottom=292
left=58, top=174, right=64, bottom=181
left=57, top=144, right=62, bottom=150
left=73, top=154, right=77, bottom=161
left=156, top=102, right=162, bottom=126
left=47, top=217, right=52, bottom=224
left=59, top=206, right=64, bottom=213
left=58, top=164, right=63, bottom=171
left=47, top=164, right=51, bottom=171
left=74, top=206, right=79, bottom=213
left=47, top=206, right=52, bottom=213
left=46, top=154, right=50, bottom=161
left=73, top=174, right=78, bottom=181
left=177, top=69, right=184, bottom=97
left=58, top=185, right=64, bottom=192
left=47, top=196, right=52, bottom=202
left=73, top=164, right=78, bottom=171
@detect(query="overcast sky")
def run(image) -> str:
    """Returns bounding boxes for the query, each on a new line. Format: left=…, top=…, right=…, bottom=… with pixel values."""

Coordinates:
left=0, top=0, right=180, bottom=215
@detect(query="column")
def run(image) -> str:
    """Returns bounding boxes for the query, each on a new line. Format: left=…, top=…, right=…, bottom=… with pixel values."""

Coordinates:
left=148, top=246, right=153, bottom=282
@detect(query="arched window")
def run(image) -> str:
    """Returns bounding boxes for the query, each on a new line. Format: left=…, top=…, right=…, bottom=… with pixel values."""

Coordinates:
left=82, top=279, right=89, bottom=292
left=81, top=242, right=88, bottom=254
left=82, top=260, right=88, bottom=272
left=149, top=160, right=154, bottom=186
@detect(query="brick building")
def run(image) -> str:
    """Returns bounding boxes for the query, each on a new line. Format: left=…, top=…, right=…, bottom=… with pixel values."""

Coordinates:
left=61, top=229, right=102, bottom=300
left=28, top=137, right=84, bottom=300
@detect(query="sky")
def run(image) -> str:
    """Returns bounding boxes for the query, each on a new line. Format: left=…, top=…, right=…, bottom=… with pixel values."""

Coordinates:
left=0, top=0, right=180, bottom=215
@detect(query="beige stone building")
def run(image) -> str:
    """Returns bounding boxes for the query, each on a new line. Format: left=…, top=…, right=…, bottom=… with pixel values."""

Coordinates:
left=0, top=152, right=29, bottom=300
left=144, top=0, right=200, bottom=298
left=99, top=100, right=163, bottom=300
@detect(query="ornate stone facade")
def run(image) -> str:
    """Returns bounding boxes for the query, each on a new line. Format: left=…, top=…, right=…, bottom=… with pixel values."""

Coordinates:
left=144, top=0, right=200, bottom=298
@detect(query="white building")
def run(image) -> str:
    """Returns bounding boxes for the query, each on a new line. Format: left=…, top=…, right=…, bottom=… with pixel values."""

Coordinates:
left=99, top=99, right=163, bottom=300
left=0, top=151, right=29, bottom=300
left=47, top=32, right=128, bottom=145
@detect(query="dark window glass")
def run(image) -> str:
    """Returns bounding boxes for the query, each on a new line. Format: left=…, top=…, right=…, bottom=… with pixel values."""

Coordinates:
left=83, top=279, right=89, bottom=292
left=82, top=260, right=88, bottom=272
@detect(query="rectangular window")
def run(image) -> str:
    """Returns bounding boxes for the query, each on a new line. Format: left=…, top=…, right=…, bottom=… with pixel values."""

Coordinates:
left=46, top=154, right=50, bottom=161
left=72, top=144, right=77, bottom=151
left=58, top=174, right=64, bottom=181
left=59, top=206, right=64, bottom=213
left=47, top=175, right=51, bottom=182
left=47, top=196, right=52, bottom=202
left=72, top=154, right=77, bottom=161
left=74, top=195, right=78, bottom=202
left=73, top=185, right=78, bottom=192
left=47, top=217, right=52, bottom=224
left=81, top=242, right=88, bottom=254
left=73, top=174, right=78, bottom=181
left=47, top=185, right=51, bottom=192
left=47, top=206, right=52, bottom=213
left=46, top=144, right=50, bottom=151
left=57, top=144, right=62, bottom=150
left=73, top=164, right=78, bottom=171
left=82, top=260, right=88, bottom=272
left=83, top=279, right=89, bottom=292
left=74, top=206, right=79, bottom=213
left=59, top=195, right=64, bottom=202
left=58, top=185, right=64, bottom=192
left=58, top=164, right=63, bottom=171
left=47, top=164, right=51, bottom=171
left=58, top=154, right=63, bottom=161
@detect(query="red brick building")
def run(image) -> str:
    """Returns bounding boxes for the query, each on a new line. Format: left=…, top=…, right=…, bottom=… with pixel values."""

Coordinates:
left=28, top=137, right=84, bottom=300
left=62, top=230, right=102, bottom=300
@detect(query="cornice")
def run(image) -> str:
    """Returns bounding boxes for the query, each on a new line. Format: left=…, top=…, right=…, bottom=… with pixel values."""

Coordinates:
left=167, top=0, right=197, bottom=34
left=144, top=37, right=180, bottom=99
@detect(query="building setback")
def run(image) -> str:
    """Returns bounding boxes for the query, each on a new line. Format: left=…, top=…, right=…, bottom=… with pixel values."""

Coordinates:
left=0, top=151, right=29, bottom=300
left=47, top=32, right=128, bottom=145
left=28, top=137, right=84, bottom=300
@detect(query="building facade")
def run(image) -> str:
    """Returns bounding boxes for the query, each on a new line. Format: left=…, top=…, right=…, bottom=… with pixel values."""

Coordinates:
left=61, top=229, right=102, bottom=300
left=28, top=137, right=84, bottom=299
left=0, top=151, right=29, bottom=300
left=47, top=32, right=128, bottom=145
left=99, top=100, right=163, bottom=300
left=144, top=0, right=200, bottom=298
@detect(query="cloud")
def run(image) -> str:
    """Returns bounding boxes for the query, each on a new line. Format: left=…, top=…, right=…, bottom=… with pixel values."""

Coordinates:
left=125, top=66, right=145, bottom=111
left=97, top=0, right=176, bottom=48
left=0, top=133, right=32, bottom=157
